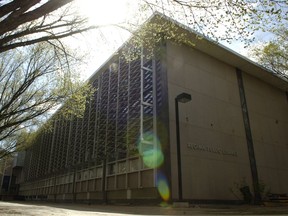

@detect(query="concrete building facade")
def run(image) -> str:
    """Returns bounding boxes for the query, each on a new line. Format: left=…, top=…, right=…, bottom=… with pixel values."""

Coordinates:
left=15, top=14, right=288, bottom=203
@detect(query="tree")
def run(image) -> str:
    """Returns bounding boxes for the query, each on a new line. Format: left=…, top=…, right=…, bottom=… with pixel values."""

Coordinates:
left=0, top=43, right=92, bottom=159
left=1, top=0, right=287, bottom=52
left=0, top=1, right=96, bottom=159
left=0, top=0, right=99, bottom=53
left=250, top=28, right=288, bottom=79
left=134, top=0, right=288, bottom=44
left=0, top=0, right=287, bottom=159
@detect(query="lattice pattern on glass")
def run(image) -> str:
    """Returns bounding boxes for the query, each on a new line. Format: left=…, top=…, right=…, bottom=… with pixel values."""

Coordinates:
left=23, top=47, right=162, bottom=181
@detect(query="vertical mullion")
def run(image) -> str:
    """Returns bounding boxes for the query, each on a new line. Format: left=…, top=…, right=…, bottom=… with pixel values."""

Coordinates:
left=140, top=47, right=144, bottom=142
left=126, top=57, right=131, bottom=157
left=115, top=57, right=120, bottom=158
left=85, top=94, right=92, bottom=162
left=105, top=66, right=112, bottom=159
left=126, top=57, right=131, bottom=189
left=65, top=118, right=73, bottom=168
left=113, top=58, right=120, bottom=189
left=36, top=136, right=43, bottom=179
left=48, top=120, right=57, bottom=173
left=93, top=78, right=101, bottom=160
left=139, top=48, right=145, bottom=188
left=152, top=56, right=157, bottom=187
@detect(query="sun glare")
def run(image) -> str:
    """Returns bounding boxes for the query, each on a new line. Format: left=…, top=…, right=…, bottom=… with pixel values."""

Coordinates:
left=75, top=0, right=138, bottom=26
left=70, top=0, right=141, bottom=79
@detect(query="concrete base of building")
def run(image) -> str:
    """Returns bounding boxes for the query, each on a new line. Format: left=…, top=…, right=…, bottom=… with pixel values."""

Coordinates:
left=21, top=187, right=162, bottom=204
left=173, top=202, right=189, bottom=208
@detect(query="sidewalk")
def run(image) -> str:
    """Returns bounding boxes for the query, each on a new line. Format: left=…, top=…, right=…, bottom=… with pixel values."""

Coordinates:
left=1, top=201, right=288, bottom=215
left=79, top=203, right=288, bottom=215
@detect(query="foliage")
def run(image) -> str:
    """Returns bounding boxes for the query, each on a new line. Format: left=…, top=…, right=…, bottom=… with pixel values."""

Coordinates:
left=256, top=179, right=271, bottom=201
left=119, top=14, right=197, bottom=62
left=250, top=27, right=288, bottom=79
left=0, top=0, right=287, bottom=159
left=135, top=0, right=288, bottom=44
left=0, top=155, right=13, bottom=176
left=118, top=1, right=288, bottom=62
left=1, top=0, right=287, bottom=52
left=230, top=177, right=251, bottom=202
left=0, top=1, right=97, bottom=159
left=0, top=0, right=97, bottom=53
left=230, top=178, right=271, bottom=203
left=0, top=42, right=93, bottom=159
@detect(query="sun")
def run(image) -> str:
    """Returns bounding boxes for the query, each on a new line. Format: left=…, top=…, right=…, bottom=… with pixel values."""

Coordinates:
left=75, top=0, right=139, bottom=26
left=70, top=0, right=144, bottom=79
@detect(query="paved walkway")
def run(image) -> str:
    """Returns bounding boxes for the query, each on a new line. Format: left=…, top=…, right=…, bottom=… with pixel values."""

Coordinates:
left=0, top=201, right=288, bottom=215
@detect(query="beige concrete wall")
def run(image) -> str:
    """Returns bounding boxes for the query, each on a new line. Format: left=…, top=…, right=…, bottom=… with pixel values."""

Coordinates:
left=19, top=160, right=158, bottom=201
left=243, top=73, right=288, bottom=194
left=166, top=41, right=255, bottom=201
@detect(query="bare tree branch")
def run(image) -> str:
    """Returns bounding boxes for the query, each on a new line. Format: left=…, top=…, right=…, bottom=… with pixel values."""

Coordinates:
left=0, top=25, right=97, bottom=53
left=0, top=42, right=93, bottom=158
left=0, top=0, right=73, bottom=36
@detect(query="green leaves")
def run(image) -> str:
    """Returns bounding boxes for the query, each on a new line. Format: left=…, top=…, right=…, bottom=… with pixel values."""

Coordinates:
left=138, top=0, right=287, bottom=45
left=250, top=27, right=288, bottom=79
left=0, top=42, right=92, bottom=159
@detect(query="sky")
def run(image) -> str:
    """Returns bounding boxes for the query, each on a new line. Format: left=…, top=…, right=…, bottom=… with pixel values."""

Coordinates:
left=72, top=0, right=275, bottom=80
left=69, top=0, right=138, bottom=79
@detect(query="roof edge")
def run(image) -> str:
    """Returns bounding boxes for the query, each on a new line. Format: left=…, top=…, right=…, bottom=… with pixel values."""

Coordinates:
left=87, top=12, right=288, bottom=91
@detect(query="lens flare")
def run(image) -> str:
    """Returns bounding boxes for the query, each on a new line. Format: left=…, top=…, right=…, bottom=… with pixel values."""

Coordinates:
left=138, top=132, right=164, bottom=168
left=142, top=148, right=164, bottom=168
left=157, top=172, right=170, bottom=202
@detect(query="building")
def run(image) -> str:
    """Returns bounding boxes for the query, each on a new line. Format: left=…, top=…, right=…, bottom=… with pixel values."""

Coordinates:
left=1, top=157, right=13, bottom=195
left=0, top=152, right=25, bottom=200
left=16, top=14, right=288, bottom=203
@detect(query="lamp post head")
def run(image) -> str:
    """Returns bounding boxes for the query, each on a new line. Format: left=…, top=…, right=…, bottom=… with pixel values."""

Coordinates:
left=176, top=93, right=192, bottom=103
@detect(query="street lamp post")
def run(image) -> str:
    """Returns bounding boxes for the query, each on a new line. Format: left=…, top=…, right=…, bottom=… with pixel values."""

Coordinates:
left=175, top=93, right=192, bottom=201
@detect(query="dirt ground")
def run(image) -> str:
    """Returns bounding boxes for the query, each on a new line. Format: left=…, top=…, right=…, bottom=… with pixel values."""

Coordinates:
left=0, top=201, right=288, bottom=216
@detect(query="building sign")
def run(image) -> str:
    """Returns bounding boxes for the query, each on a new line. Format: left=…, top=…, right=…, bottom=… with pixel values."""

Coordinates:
left=187, top=143, right=237, bottom=157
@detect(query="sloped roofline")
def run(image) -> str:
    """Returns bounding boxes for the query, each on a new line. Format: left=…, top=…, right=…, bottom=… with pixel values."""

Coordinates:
left=89, top=12, right=288, bottom=91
